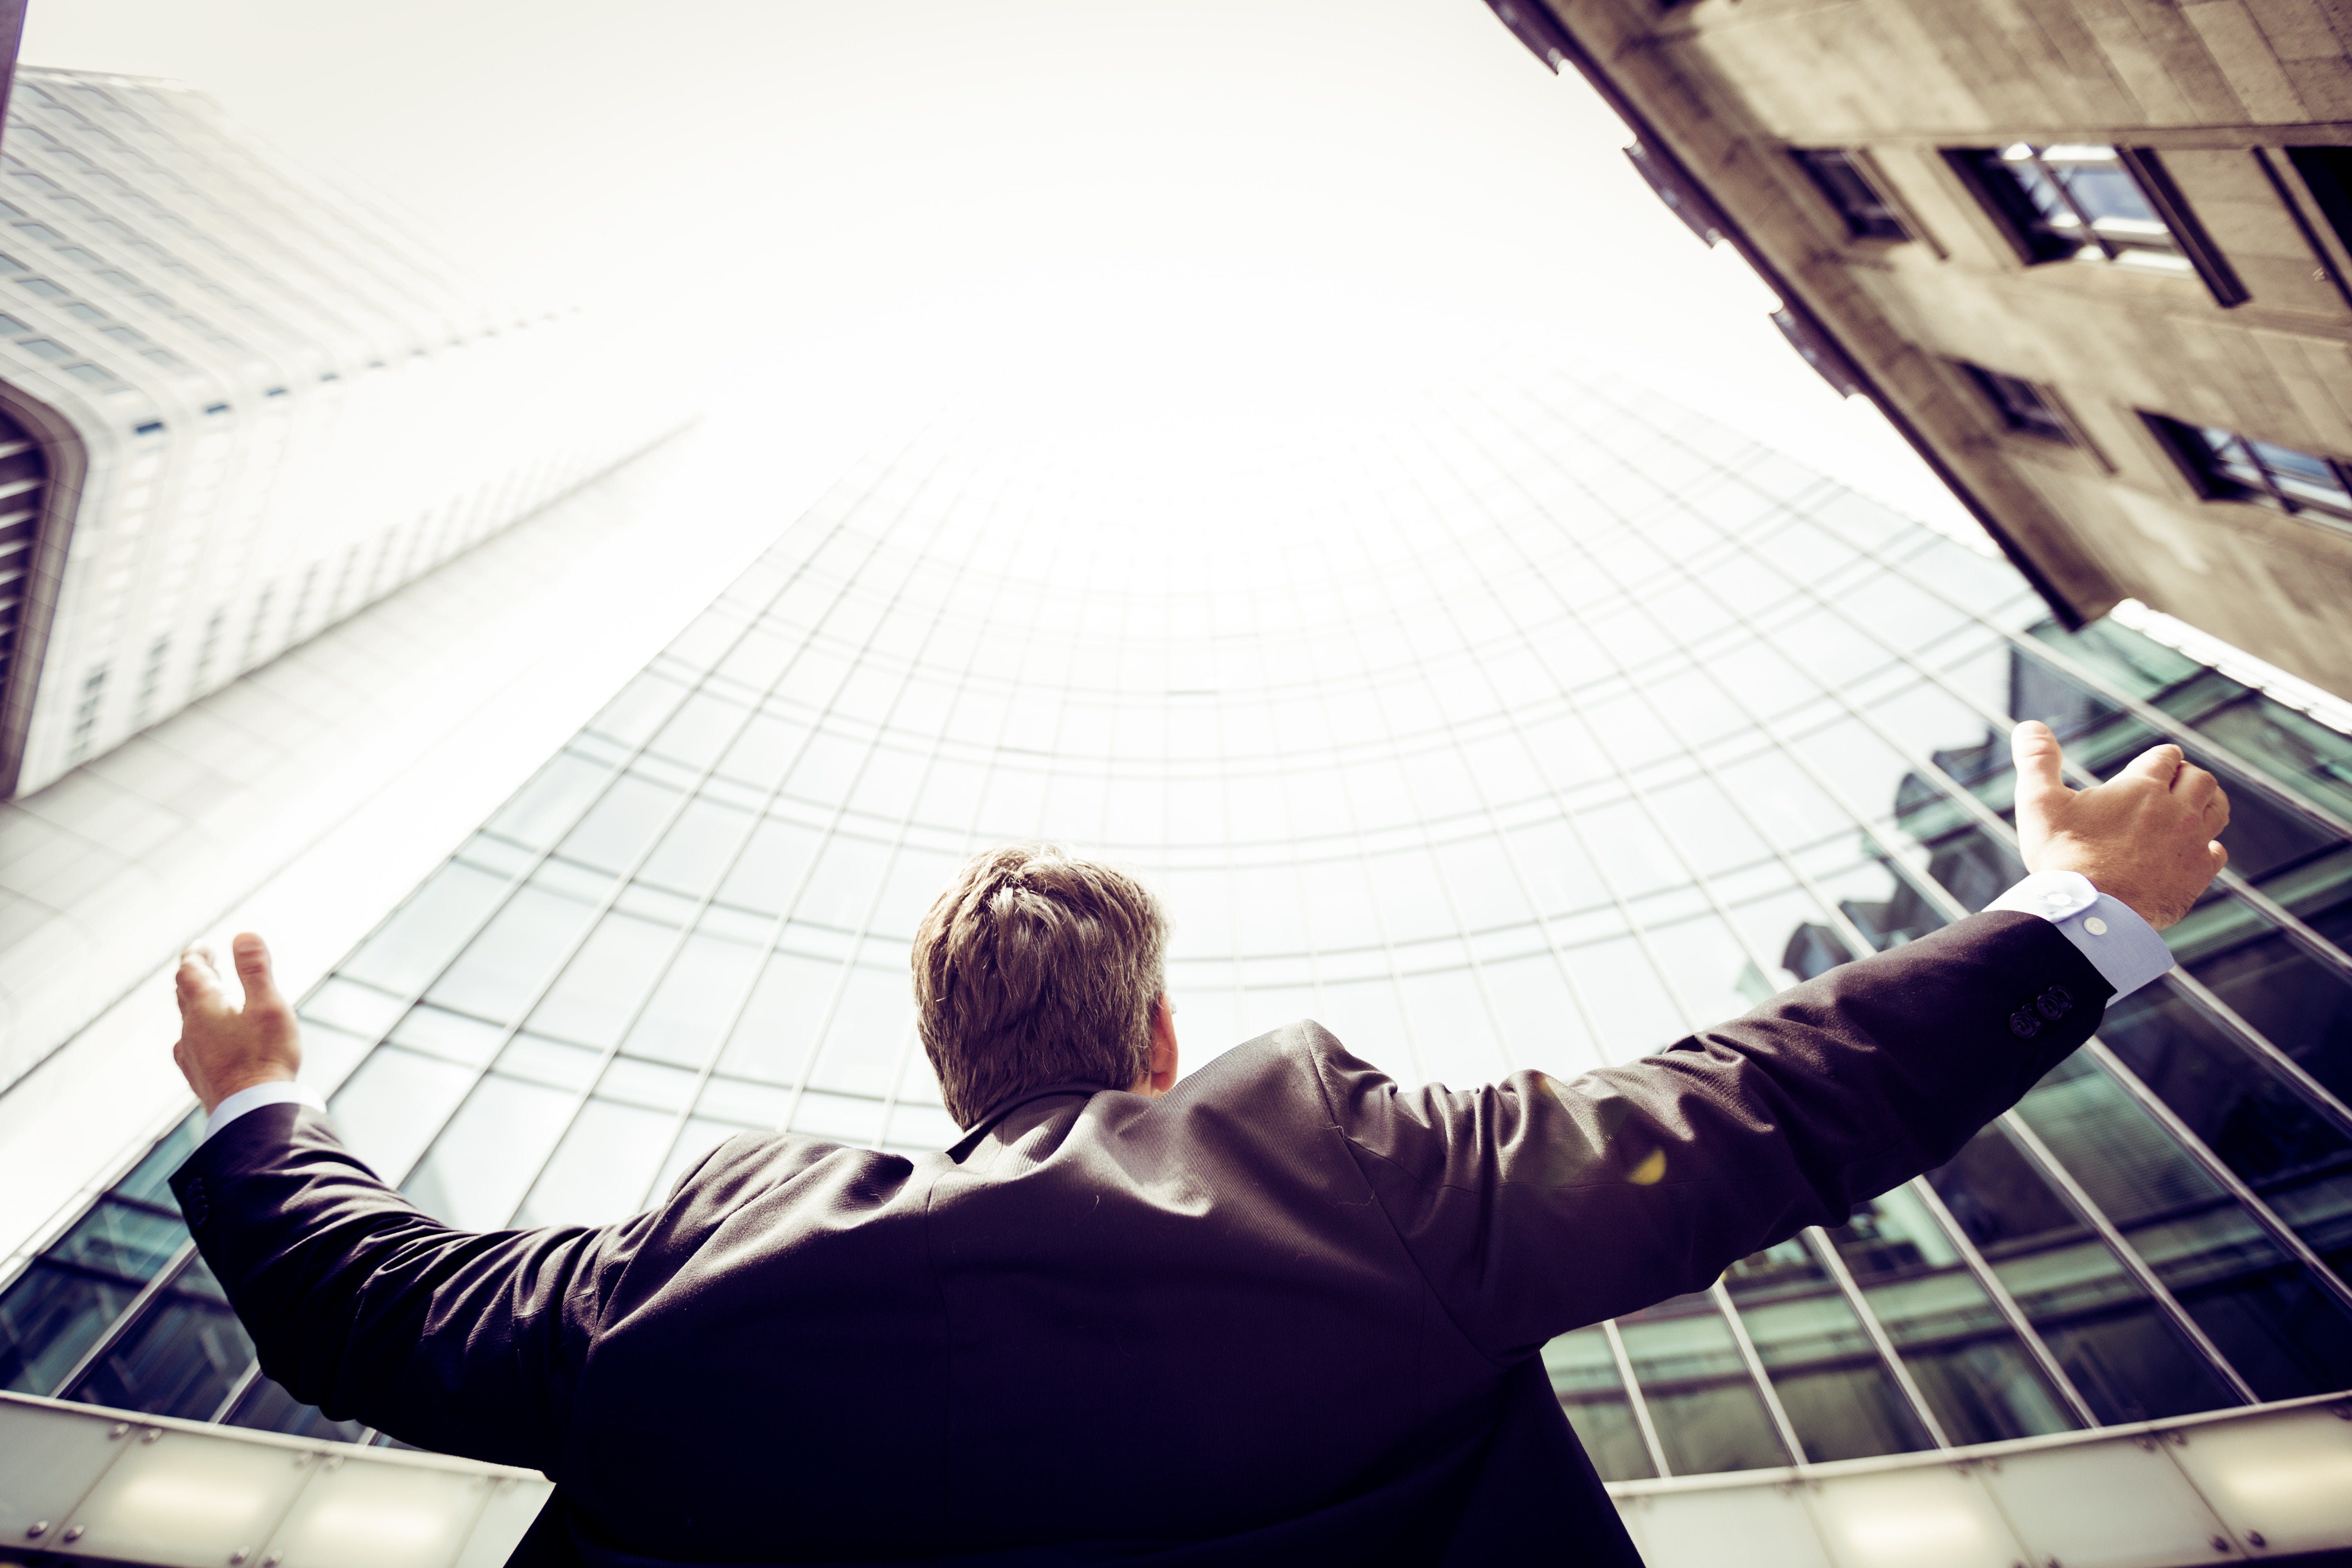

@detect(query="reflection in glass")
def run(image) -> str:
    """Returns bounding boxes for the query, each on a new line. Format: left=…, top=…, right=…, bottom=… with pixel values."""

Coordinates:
left=1541, top=1328, right=1656, bottom=1481
left=1615, top=1291, right=1790, bottom=1474
left=1719, top=1239, right=1933, bottom=1461
left=2011, top=1054, right=2352, bottom=1397
left=1825, top=1185, right=2077, bottom=1444
left=64, top=1256, right=254, bottom=1421
left=1927, top=1128, right=2237, bottom=1421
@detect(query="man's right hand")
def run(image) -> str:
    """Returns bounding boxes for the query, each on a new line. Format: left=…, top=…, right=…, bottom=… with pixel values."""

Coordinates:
left=174, top=933, right=304, bottom=1114
left=2011, top=720, right=2229, bottom=930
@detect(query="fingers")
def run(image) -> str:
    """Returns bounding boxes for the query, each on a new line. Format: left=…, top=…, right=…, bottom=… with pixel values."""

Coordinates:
left=2118, top=742, right=2185, bottom=787
left=2010, top=721, right=2070, bottom=813
left=2209, top=839, right=2230, bottom=873
left=175, top=946, right=224, bottom=1013
left=232, top=932, right=285, bottom=1013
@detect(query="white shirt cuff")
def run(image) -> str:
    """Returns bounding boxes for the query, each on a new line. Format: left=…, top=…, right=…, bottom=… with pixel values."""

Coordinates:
left=1984, top=869, right=2174, bottom=1000
left=203, top=1080, right=327, bottom=1143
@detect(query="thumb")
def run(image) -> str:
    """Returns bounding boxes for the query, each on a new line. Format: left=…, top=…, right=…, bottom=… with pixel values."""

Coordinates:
left=2010, top=721, right=2070, bottom=831
left=232, top=932, right=285, bottom=1013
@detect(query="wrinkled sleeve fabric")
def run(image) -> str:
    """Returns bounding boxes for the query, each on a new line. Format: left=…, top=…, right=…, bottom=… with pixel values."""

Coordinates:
left=167, top=1104, right=724, bottom=1472
left=1308, top=910, right=2110, bottom=1363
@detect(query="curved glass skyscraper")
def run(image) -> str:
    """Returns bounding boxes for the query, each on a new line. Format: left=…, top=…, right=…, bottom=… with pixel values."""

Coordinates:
left=5, top=365, right=2350, bottom=1558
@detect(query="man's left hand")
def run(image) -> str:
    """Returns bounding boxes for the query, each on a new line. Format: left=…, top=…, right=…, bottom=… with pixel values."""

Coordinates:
left=174, top=933, right=302, bottom=1114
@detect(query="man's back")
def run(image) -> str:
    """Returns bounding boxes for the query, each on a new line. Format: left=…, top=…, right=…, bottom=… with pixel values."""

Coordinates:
left=557, top=1028, right=1613, bottom=1562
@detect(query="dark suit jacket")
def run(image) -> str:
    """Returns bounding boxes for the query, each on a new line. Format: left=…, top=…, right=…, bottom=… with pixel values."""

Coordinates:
left=171, top=911, right=2110, bottom=1566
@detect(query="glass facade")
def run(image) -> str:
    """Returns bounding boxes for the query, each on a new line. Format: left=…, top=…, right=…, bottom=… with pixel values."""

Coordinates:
left=5, top=367, right=2348, bottom=1480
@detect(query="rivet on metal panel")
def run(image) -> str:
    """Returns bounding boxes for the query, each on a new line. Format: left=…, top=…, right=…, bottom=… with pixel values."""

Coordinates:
left=2213, top=1536, right=2233, bottom=1553
left=2247, top=1532, right=2267, bottom=1549
left=139, top=1428, right=161, bottom=1443
left=22, top=1523, right=46, bottom=1540
left=2167, top=1430, right=2189, bottom=1446
left=107, top=1422, right=128, bottom=1439
left=2045, top=1558, right=2060, bottom=1568
left=229, top=1550, right=248, bottom=1565
left=2332, top=1402, right=2352, bottom=1421
left=323, top=1455, right=343, bottom=1472
left=262, top=1552, right=283, bottom=1566
left=61, top=1527, right=82, bottom=1544
left=2315, top=269, right=2330, bottom=283
left=2136, top=1436, right=2158, bottom=1451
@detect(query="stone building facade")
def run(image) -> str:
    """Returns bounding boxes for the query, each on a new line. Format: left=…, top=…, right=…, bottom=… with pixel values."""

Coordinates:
left=1486, top=0, right=2352, bottom=698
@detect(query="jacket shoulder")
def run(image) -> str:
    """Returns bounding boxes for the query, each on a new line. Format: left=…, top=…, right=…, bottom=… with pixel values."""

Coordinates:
left=1159, top=1019, right=1377, bottom=1121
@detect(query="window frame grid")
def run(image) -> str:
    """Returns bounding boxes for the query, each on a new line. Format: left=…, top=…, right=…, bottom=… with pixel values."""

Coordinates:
left=19, top=373, right=2352, bottom=1476
left=1502, top=370, right=2352, bottom=1397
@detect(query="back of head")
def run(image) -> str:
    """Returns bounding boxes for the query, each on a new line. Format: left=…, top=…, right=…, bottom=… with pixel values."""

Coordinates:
left=913, top=844, right=1169, bottom=1128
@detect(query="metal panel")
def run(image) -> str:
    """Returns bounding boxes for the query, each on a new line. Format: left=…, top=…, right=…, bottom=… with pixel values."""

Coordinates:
left=449, top=1477, right=556, bottom=1568
left=1804, top=1465, right=2027, bottom=1568
left=1620, top=1481, right=1832, bottom=1568
left=1980, top=1437, right=2241, bottom=1568
left=2161, top=1401, right=2352, bottom=1557
left=260, top=1453, right=499, bottom=1568
left=51, top=1421, right=314, bottom=1568
left=0, top=1396, right=126, bottom=1544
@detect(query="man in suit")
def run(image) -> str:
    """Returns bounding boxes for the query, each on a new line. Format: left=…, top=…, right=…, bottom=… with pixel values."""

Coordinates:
left=167, top=721, right=2226, bottom=1566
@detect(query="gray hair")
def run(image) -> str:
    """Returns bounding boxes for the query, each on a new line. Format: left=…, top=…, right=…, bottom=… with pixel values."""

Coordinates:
left=912, top=843, right=1169, bottom=1128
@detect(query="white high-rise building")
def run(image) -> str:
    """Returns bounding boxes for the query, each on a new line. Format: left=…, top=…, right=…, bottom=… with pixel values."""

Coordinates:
left=0, top=67, right=669, bottom=794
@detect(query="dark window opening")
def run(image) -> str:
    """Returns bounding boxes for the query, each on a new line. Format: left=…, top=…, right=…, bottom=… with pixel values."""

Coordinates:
left=1792, top=149, right=1908, bottom=241
left=2147, top=414, right=2352, bottom=527
left=2285, top=146, right=2352, bottom=256
left=1961, top=365, right=2074, bottom=444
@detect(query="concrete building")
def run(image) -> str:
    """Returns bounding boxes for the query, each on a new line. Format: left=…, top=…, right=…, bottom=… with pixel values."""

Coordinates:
left=3, top=365, right=2347, bottom=1565
left=0, top=67, right=662, bottom=796
left=1481, top=0, right=2352, bottom=702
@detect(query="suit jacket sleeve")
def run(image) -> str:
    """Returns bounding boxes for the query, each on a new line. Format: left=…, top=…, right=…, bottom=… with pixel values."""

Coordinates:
left=1308, top=910, right=2111, bottom=1363
left=168, top=1105, right=729, bottom=1471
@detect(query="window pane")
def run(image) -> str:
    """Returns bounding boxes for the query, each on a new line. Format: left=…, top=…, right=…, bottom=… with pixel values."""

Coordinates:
left=339, top=860, right=514, bottom=996
left=1722, top=1240, right=1933, bottom=1462
left=1615, top=1292, right=1791, bottom=1475
left=1542, top=1328, right=1656, bottom=1481
left=64, top=1256, right=253, bottom=1421
left=559, top=773, right=685, bottom=874
left=0, top=1199, right=189, bottom=1395
left=514, top=1098, right=678, bottom=1227
left=484, top=750, right=618, bottom=849
left=1926, top=1128, right=2238, bottom=1421
left=525, top=911, right=679, bottom=1048
left=624, top=929, right=766, bottom=1067
left=1824, top=1187, right=2079, bottom=1444
left=427, top=883, right=604, bottom=1023
left=400, top=1073, right=581, bottom=1229
left=637, top=798, right=758, bottom=899
left=327, top=1045, right=479, bottom=1185
left=719, top=949, right=845, bottom=1085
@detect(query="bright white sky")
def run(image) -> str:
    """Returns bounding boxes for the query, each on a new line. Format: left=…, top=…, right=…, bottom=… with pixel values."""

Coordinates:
left=24, top=0, right=1977, bottom=532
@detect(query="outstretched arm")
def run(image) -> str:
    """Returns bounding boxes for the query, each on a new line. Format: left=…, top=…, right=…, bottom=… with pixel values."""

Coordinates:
left=166, top=938, right=682, bottom=1470
left=1319, top=723, right=2228, bottom=1359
